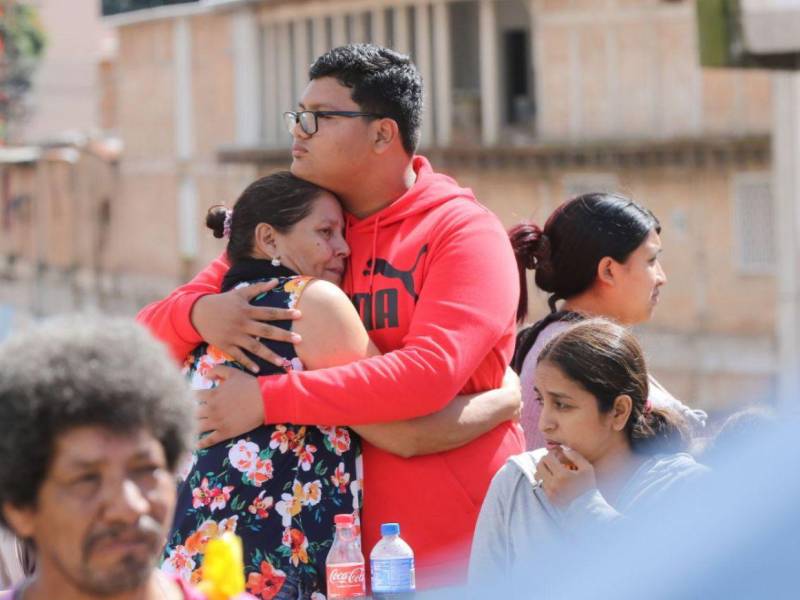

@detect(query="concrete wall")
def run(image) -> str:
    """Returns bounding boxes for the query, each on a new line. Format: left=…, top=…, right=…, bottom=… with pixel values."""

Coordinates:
left=531, top=0, right=773, bottom=142
left=111, top=12, right=258, bottom=281
left=20, top=0, right=114, bottom=143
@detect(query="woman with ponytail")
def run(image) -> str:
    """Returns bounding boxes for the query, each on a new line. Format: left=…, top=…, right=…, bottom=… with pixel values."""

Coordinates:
left=469, top=319, right=708, bottom=587
left=509, top=192, right=706, bottom=450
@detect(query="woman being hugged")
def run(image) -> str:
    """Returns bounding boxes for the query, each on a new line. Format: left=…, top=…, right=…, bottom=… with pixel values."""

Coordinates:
left=163, top=171, right=518, bottom=599
left=162, top=172, right=370, bottom=598
left=509, top=193, right=706, bottom=451
left=468, top=319, right=707, bottom=587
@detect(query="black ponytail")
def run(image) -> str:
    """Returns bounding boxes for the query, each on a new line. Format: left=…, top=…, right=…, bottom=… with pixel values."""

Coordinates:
left=509, top=193, right=660, bottom=322
left=629, top=406, right=690, bottom=455
left=509, top=222, right=551, bottom=322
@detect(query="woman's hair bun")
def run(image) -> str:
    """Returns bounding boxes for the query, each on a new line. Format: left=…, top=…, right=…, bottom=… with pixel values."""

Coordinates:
left=509, top=222, right=550, bottom=271
left=206, top=205, right=228, bottom=239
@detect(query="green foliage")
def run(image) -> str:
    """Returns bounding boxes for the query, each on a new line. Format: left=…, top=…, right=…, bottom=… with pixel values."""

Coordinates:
left=696, top=0, right=734, bottom=68
left=1, top=4, right=46, bottom=61
left=696, top=0, right=800, bottom=70
left=0, top=2, right=47, bottom=140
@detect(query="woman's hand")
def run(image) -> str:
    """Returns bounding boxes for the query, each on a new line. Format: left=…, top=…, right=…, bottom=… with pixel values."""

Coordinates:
left=195, top=365, right=264, bottom=449
left=191, top=281, right=302, bottom=373
left=534, top=446, right=596, bottom=508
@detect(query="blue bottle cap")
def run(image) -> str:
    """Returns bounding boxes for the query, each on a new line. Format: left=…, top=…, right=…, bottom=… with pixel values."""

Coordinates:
left=381, top=522, right=400, bottom=536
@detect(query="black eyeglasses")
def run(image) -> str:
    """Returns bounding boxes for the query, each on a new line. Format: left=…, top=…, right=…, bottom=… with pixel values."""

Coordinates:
left=283, top=110, right=385, bottom=136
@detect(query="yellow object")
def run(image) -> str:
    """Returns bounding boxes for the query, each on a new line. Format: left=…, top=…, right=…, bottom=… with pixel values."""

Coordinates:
left=197, top=532, right=247, bottom=600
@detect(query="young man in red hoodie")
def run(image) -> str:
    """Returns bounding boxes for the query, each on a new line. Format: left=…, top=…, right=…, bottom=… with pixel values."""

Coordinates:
left=138, top=44, right=523, bottom=588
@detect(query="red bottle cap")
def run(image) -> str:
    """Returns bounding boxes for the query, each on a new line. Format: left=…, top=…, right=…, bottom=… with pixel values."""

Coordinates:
left=334, top=514, right=354, bottom=526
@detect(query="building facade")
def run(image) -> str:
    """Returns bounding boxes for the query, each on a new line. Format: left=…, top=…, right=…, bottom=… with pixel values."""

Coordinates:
left=2, top=0, right=780, bottom=415
left=15, top=0, right=116, bottom=143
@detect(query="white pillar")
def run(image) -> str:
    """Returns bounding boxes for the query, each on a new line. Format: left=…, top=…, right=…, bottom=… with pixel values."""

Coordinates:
left=293, top=19, right=310, bottom=103
left=371, top=8, right=386, bottom=46
left=276, top=21, right=292, bottom=145
left=331, top=13, right=347, bottom=48
left=232, top=9, right=260, bottom=145
left=772, top=72, right=800, bottom=409
left=432, top=1, right=452, bottom=146
left=479, top=0, right=499, bottom=145
left=414, top=3, right=433, bottom=148
left=352, top=12, right=368, bottom=43
left=177, top=176, right=198, bottom=261
left=393, top=5, right=410, bottom=55
left=174, top=17, right=197, bottom=260
left=312, top=15, right=327, bottom=60
left=174, top=17, right=194, bottom=162
left=262, top=23, right=279, bottom=145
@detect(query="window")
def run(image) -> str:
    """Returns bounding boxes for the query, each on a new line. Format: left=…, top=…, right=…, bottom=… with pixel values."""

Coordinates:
left=101, top=0, right=197, bottom=17
left=503, top=29, right=533, bottom=124
left=733, top=173, right=776, bottom=274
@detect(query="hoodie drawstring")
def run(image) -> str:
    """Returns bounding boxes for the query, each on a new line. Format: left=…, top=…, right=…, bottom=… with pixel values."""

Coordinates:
left=368, top=216, right=380, bottom=297
left=345, top=218, right=354, bottom=297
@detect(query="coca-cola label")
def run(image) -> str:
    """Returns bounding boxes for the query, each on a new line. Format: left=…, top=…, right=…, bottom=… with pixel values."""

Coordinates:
left=327, top=562, right=365, bottom=598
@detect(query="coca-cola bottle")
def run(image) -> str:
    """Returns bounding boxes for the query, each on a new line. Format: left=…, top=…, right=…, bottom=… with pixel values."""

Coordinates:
left=326, top=514, right=366, bottom=599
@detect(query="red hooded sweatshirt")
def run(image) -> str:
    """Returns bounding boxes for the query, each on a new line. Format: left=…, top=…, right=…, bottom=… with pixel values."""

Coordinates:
left=137, top=156, right=524, bottom=588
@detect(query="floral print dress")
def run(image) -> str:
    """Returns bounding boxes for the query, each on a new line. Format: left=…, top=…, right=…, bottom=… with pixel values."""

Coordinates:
left=161, top=259, right=363, bottom=600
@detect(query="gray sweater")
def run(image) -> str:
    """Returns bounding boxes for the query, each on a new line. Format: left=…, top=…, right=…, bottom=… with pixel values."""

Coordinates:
left=468, top=449, right=708, bottom=590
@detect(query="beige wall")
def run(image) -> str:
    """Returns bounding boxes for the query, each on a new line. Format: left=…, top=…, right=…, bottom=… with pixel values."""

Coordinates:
left=1, top=151, right=118, bottom=277
left=20, top=0, right=114, bottom=143
left=532, top=0, right=773, bottom=142
left=111, top=12, right=258, bottom=280
left=444, top=161, right=775, bottom=335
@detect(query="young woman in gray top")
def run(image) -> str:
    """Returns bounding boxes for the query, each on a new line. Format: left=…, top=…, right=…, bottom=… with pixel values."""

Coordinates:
left=468, top=319, right=707, bottom=590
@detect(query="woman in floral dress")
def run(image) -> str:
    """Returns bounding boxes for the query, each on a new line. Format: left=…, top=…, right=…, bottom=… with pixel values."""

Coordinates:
left=159, top=172, right=520, bottom=599
left=161, top=172, right=372, bottom=600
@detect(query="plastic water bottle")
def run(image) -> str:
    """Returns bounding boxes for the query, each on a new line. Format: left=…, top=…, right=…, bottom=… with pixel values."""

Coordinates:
left=370, top=523, right=415, bottom=599
left=326, top=514, right=366, bottom=599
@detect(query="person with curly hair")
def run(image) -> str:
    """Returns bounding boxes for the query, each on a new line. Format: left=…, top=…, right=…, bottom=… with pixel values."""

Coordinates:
left=0, top=317, right=207, bottom=600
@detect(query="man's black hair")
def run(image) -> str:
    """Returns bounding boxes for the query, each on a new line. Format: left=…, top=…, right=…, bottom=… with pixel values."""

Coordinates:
left=0, top=316, right=195, bottom=529
left=309, top=43, right=423, bottom=155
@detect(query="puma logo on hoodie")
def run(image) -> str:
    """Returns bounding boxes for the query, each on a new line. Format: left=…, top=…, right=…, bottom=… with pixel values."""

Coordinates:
left=363, top=244, right=429, bottom=302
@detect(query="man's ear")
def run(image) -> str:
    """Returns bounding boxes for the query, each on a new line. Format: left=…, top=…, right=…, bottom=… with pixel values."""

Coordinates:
left=611, top=394, right=633, bottom=431
left=372, top=118, right=400, bottom=154
left=2, top=502, right=36, bottom=539
left=596, top=256, right=618, bottom=288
